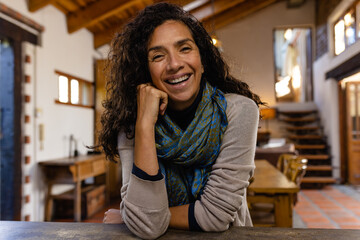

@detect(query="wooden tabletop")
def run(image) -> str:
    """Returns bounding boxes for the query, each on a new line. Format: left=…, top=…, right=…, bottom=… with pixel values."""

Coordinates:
left=1, top=221, right=360, bottom=240
left=38, top=153, right=105, bottom=166
left=249, top=160, right=299, bottom=194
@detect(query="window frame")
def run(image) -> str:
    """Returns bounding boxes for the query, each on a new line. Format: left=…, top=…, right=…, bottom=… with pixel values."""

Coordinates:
left=55, top=70, right=94, bottom=109
left=334, top=0, right=360, bottom=56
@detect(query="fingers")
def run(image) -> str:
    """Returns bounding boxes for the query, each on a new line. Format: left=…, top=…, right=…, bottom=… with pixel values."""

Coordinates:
left=136, top=83, right=168, bottom=123
left=158, top=91, right=168, bottom=115
left=103, top=209, right=124, bottom=224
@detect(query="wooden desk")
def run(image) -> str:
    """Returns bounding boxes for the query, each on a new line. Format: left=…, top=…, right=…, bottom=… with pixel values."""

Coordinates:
left=39, top=154, right=109, bottom=222
left=1, top=221, right=360, bottom=240
left=248, top=160, right=299, bottom=227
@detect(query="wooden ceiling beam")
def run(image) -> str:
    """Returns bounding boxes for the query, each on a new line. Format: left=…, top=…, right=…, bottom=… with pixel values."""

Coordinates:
left=93, top=0, right=279, bottom=48
left=190, top=0, right=246, bottom=22
left=28, top=0, right=56, bottom=12
left=67, top=0, right=153, bottom=33
left=94, top=24, right=124, bottom=49
left=202, top=0, right=279, bottom=32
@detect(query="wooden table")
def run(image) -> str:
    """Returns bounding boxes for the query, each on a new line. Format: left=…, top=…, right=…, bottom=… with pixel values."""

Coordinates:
left=39, top=154, right=109, bottom=222
left=248, top=160, right=299, bottom=227
left=1, top=221, right=360, bottom=240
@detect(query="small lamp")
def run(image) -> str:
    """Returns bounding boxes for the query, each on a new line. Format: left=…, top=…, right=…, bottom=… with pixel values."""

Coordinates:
left=260, top=108, right=277, bottom=133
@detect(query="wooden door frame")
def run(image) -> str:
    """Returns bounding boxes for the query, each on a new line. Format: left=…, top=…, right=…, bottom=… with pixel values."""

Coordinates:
left=338, top=82, right=347, bottom=183
left=0, top=18, right=38, bottom=220
left=327, top=52, right=360, bottom=184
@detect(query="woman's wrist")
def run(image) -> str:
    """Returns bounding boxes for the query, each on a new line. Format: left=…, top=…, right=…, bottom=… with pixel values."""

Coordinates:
left=134, top=119, right=159, bottom=175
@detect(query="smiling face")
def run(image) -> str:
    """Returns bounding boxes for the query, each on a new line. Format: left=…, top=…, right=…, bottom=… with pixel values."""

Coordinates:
left=147, top=20, right=203, bottom=111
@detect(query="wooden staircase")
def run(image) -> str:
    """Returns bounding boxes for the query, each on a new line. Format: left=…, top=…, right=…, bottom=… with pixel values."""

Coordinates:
left=278, top=110, right=336, bottom=187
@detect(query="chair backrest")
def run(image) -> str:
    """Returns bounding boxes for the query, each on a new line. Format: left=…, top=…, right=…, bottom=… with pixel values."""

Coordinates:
left=277, top=154, right=297, bottom=174
left=288, top=161, right=307, bottom=186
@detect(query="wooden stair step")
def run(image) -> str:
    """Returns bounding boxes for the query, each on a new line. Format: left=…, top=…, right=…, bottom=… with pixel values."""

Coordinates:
left=289, top=135, right=322, bottom=140
left=306, top=165, right=333, bottom=171
left=301, top=177, right=336, bottom=184
left=287, top=126, right=320, bottom=131
left=283, top=117, right=317, bottom=122
left=298, top=154, right=330, bottom=160
left=295, top=144, right=326, bottom=149
left=278, top=110, right=317, bottom=116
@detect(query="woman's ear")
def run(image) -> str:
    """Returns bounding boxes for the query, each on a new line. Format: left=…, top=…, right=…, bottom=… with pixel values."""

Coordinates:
left=201, top=65, right=204, bottom=74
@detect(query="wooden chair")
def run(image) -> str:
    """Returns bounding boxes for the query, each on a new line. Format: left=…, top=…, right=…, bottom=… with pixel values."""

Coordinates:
left=248, top=155, right=307, bottom=226
left=276, top=154, right=297, bottom=174
left=287, top=160, right=307, bottom=205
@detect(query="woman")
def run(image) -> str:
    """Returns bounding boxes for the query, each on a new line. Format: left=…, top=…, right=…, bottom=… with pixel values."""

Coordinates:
left=100, top=2, right=263, bottom=239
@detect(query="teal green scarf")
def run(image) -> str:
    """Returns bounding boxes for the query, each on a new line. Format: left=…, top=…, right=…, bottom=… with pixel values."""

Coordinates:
left=155, top=81, right=228, bottom=207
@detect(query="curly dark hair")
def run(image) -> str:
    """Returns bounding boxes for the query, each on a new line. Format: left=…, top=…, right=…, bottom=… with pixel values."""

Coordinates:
left=99, top=2, right=264, bottom=162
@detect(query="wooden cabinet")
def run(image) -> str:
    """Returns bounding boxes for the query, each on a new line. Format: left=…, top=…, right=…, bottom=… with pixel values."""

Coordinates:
left=39, top=154, right=109, bottom=222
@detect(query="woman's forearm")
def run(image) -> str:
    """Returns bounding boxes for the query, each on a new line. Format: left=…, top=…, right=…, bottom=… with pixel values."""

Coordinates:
left=169, top=204, right=189, bottom=230
left=134, top=123, right=159, bottom=175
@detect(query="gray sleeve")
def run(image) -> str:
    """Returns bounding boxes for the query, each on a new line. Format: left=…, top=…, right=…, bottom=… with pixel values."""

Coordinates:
left=117, top=133, right=171, bottom=239
left=194, top=94, right=258, bottom=231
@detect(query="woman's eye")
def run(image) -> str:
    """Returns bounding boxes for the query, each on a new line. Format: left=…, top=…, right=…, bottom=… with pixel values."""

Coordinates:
left=151, top=55, right=164, bottom=62
left=181, top=47, right=191, bottom=52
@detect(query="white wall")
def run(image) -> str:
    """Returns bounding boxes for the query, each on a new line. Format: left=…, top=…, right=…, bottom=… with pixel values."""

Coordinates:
left=312, top=0, right=360, bottom=180
left=217, top=0, right=315, bottom=106
left=2, top=0, right=98, bottom=221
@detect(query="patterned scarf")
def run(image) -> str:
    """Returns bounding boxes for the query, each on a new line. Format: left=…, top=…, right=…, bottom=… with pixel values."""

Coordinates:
left=155, top=81, right=228, bottom=207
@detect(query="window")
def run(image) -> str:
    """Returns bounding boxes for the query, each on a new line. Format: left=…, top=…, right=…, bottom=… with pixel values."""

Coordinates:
left=334, top=1, right=360, bottom=55
left=55, top=70, right=94, bottom=108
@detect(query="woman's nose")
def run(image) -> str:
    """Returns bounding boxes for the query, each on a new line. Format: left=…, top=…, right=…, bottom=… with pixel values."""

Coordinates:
left=166, top=53, right=183, bottom=72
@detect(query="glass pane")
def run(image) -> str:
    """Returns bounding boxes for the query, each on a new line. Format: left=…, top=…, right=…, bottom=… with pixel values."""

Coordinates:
left=71, top=79, right=79, bottom=104
left=82, top=83, right=88, bottom=105
left=344, top=11, right=356, bottom=46
left=349, top=84, right=357, bottom=139
left=355, top=83, right=360, bottom=139
left=334, top=20, right=345, bottom=55
left=58, top=76, right=68, bottom=103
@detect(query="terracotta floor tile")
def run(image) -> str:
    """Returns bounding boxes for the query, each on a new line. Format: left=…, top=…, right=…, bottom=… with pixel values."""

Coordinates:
left=317, top=205, right=343, bottom=211
left=325, top=211, right=351, bottom=218
left=294, top=208, right=318, bottom=215
left=300, top=216, right=330, bottom=223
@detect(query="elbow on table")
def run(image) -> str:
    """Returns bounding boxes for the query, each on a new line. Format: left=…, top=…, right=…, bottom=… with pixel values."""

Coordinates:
left=124, top=211, right=171, bottom=240
left=199, top=219, right=230, bottom=232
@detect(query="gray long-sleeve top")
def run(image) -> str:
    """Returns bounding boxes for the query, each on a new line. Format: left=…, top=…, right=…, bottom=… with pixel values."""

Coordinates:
left=117, top=94, right=259, bottom=239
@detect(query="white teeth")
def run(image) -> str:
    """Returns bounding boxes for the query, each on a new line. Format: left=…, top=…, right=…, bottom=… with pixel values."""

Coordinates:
left=167, top=75, right=189, bottom=84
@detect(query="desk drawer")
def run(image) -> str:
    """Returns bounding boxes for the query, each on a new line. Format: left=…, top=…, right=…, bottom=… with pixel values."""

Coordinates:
left=77, top=159, right=106, bottom=180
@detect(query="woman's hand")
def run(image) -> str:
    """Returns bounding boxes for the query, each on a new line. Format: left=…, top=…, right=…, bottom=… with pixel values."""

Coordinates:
left=103, top=209, right=124, bottom=224
left=136, top=83, right=168, bottom=127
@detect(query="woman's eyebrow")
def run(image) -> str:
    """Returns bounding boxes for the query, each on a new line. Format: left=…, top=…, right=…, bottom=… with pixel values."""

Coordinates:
left=148, top=38, right=195, bottom=53
left=175, top=38, right=194, bottom=46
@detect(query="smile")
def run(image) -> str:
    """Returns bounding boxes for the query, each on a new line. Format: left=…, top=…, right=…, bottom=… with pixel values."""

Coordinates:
left=166, top=74, right=191, bottom=85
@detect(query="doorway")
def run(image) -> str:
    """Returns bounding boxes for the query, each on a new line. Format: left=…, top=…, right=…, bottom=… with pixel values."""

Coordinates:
left=0, top=18, right=38, bottom=220
left=0, top=37, right=17, bottom=220
left=339, top=72, right=360, bottom=184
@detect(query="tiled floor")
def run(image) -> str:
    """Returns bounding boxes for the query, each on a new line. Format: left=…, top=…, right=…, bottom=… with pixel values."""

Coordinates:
left=294, top=185, right=360, bottom=229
